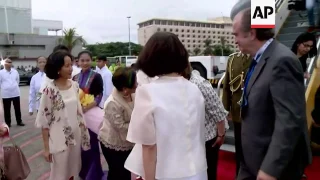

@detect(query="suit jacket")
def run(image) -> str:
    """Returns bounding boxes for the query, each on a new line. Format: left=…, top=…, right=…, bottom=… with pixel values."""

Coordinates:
left=222, top=52, right=251, bottom=123
left=240, top=40, right=312, bottom=178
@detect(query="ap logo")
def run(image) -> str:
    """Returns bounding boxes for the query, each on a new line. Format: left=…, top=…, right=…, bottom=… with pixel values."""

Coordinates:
left=251, top=0, right=275, bottom=28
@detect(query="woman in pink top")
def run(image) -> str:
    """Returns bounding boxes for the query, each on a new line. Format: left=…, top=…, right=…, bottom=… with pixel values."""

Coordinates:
left=0, top=100, right=9, bottom=178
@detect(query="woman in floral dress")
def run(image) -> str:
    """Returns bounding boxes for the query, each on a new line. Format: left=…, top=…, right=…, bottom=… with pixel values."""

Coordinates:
left=35, top=50, right=90, bottom=180
left=72, top=50, right=104, bottom=180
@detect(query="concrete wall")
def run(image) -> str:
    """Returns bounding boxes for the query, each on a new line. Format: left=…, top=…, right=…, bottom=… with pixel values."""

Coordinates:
left=0, top=33, right=83, bottom=66
left=0, top=8, right=32, bottom=34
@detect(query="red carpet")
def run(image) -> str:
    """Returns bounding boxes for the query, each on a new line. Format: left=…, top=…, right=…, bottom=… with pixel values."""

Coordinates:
left=218, top=150, right=320, bottom=180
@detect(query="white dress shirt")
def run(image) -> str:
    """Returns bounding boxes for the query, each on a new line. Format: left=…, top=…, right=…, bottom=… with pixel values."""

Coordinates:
left=0, top=68, right=20, bottom=98
left=72, top=65, right=81, bottom=78
left=125, top=76, right=207, bottom=180
left=95, top=66, right=113, bottom=108
left=29, top=71, right=46, bottom=113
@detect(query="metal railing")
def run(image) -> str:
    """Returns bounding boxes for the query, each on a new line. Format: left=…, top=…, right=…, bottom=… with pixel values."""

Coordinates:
left=217, top=72, right=225, bottom=96
left=276, top=0, right=285, bottom=12
left=305, top=39, right=320, bottom=86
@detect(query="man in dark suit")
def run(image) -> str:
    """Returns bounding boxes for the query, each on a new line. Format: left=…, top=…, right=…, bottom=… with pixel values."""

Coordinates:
left=232, top=8, right=312, bottom=180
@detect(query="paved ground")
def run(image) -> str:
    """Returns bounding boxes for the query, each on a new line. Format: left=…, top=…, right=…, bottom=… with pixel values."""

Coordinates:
left=4, top=85, right=108, bottom=180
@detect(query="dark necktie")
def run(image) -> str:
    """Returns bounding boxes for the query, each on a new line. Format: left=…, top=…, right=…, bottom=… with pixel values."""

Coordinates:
left=242, top=59, right=257, bottom=107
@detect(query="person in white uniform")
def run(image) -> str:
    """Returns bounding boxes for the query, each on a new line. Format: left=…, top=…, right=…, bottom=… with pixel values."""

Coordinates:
left=29, top=56, right=47, bottom=115
left=0, top=59, right=25, bottom=127
left=125, top=32, right=207, bottom=180
left=72, top=56, right=81, bottom=78
left=95, top=55, right=113, bottom=108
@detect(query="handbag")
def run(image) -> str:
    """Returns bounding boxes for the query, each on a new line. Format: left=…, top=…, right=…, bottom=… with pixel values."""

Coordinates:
left=3, top=136, right=30, bottom=180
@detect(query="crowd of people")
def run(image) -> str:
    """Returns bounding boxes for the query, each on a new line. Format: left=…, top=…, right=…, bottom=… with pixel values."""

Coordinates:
left=0, top=1, right=319, bottom=180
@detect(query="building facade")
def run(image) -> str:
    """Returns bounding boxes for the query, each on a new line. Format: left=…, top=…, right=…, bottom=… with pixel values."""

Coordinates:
left=0, top=0, right=32, bottom=34
left=0, top=0, right=82, bottom=68
left=0, top=33, right=82, bottom=68
left=137, top=17, right=236, bottom=54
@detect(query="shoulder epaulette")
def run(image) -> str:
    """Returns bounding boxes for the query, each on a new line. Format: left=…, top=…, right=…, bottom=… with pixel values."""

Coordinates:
left=228, top=52, right=239, bottom=57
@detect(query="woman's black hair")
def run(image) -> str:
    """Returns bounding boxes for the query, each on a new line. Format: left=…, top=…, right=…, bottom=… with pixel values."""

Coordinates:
left=45, top=50, right=72, bottom=80
left=136, top=32, right=189, bottom=77
left=112, top=67, right=136, bottom=91
left=78, top=50, right=92, bottom=59
left=291, top=32, right=317, bottom=58
left=53, top=45, right=69, bottom=53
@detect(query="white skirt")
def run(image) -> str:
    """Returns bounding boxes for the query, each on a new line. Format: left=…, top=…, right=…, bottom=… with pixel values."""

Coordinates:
left=125, top=145, right=208, bottom=180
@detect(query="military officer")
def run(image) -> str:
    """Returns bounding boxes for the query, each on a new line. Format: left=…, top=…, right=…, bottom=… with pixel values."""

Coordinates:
left=222, top=52, right=251, bottom=178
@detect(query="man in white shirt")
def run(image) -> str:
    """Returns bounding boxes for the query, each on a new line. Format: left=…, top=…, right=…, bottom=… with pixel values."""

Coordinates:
left=72, top=56, right=81, bottom=78
left=95, top=55, right=113, bottom=108
left=0, top=59, right=25, bottom=127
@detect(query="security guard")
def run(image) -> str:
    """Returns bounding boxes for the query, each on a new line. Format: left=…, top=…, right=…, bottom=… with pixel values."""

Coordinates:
left=222, top=52, right=251, bottom=177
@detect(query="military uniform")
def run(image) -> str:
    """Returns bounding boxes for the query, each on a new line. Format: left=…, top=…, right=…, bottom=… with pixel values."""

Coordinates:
left=222, top=52, right=251, bottom=176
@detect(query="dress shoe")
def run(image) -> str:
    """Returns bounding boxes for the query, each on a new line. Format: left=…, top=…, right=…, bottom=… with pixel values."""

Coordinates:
left=17, top=122, right=25, bottom=126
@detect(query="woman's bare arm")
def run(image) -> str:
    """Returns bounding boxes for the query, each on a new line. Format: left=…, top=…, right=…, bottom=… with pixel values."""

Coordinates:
left=142, top=144, right=157, bottom=180
left=41, top=128, right=50, bottom=152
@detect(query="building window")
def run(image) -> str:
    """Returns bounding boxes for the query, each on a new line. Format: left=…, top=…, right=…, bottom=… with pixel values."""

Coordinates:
left=170, top=29, right=173, bottom=32
left=188, top=45, right=190, bottom=47
left=193, top=40, right=195, bottom=43
left=168, top=21, right=173, bottom=25
left=182, top=40, right=184, bottom=42
left=174, top=21, right=179, bottom=25
left=211, top=24, right=215, bottom=28
left=203, top=35, right=206, bottom=38
left=201, top=24, right=205, bottom=27
left=208, top=36, right=211, bottom=38
left=163, top=28, right=167, bottom=31
left=187, top=29, right=190, bottom=32
left=155, top=20, right=160, bottom=25
left=193, top=35, right=195, bottom=38
left=187, top=35, right=190, bottom=37
left=207, top=31, right=211, bottom=33
left=221, top=25, right=224, bottom=28
left=176, top=29, right=179, bottom=32
left=179, top=22, right=184, bottom=26
left=206, top=24, right=210, bottom=28
left=193, top=30, right=195, bottom=33
left=216, top=25, right=220, bottom=28
left=188, top=40, right=190, bottom=42
left=198, top=40, right=201, bottom=43
left=181, top=29, right=184, bottom=32
left=185, top=22, right=190, bottom=26
left=193, top=45, right=196, bottom=47
left=203, top=30, right=206, bottom=33
left=198, top=35, right=201, bottom=38
left=182, top=34, right=185, bottom=37
left=196, top=23, right=200, bottom=27
left=198, top=30, right=200, bottom=33
left=161, top=20, right=167, bottom=25
left=157, top=28, right=160, bottom=31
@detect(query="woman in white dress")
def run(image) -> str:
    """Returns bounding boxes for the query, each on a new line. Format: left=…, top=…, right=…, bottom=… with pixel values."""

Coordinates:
left=125, top=32, right=208, bottom=180
left=35, top=51, right=90, bottom=180
left=29, top=56, right=47, bottom=115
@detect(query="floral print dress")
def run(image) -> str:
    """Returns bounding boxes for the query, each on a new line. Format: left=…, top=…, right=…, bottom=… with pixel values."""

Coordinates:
left=35, top=80, right=90, bottom=180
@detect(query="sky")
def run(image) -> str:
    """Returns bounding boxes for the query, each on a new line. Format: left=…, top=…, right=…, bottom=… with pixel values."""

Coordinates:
left=32, top=0, right=237, bottom=44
